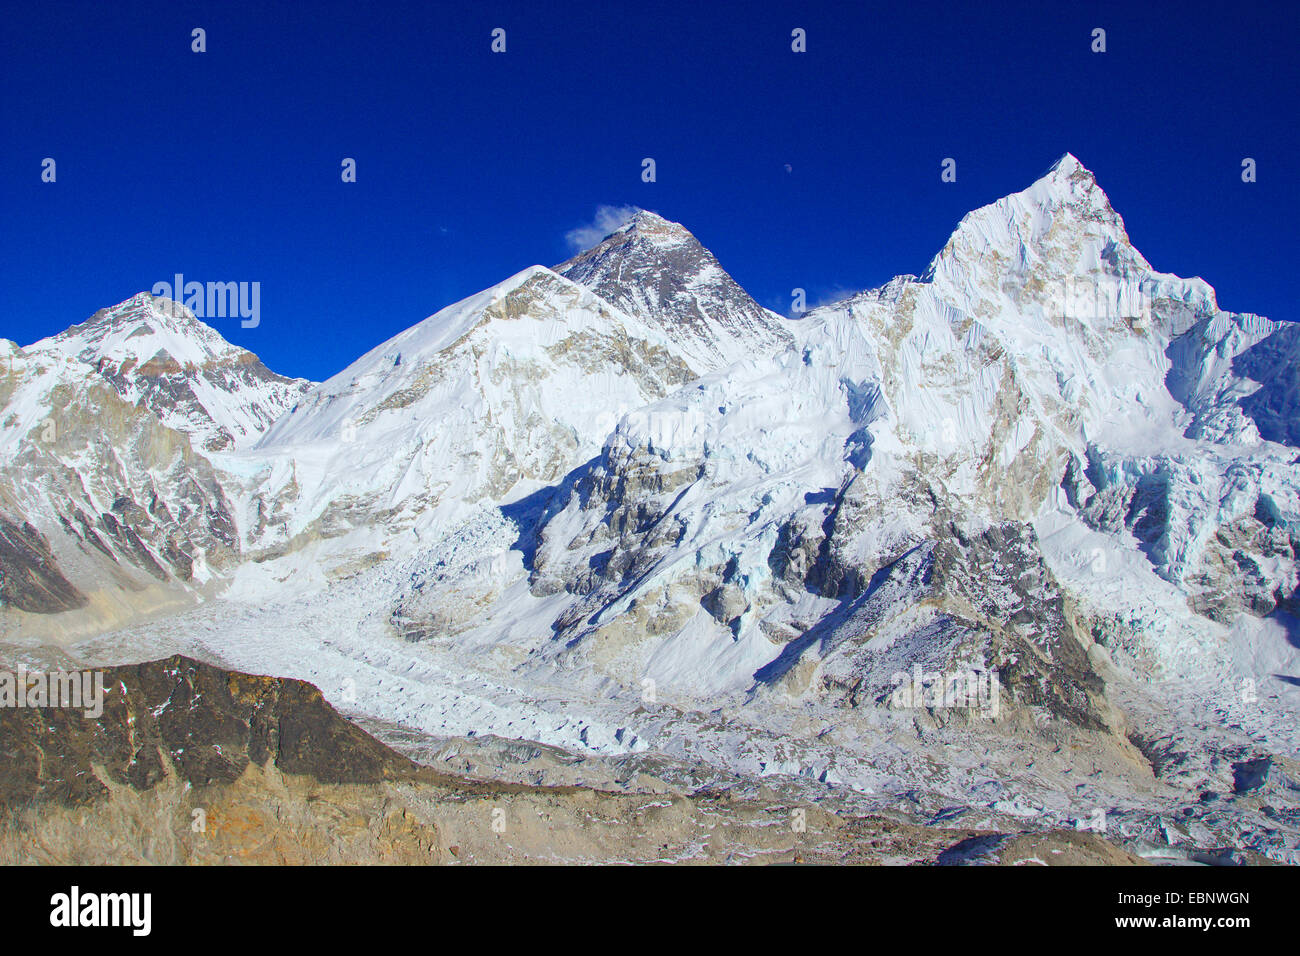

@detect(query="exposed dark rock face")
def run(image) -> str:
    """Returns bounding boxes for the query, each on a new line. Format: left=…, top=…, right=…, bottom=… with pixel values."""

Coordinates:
left=0, top=515, right=86, bottom=613
left=0, top=654, right=1148, bottom=866
left=932, top=522, right=1111, bottom=729
left=557, top=210, right=793, bottom=370
left=0, top=655, right=418, bottom=809
left=1, top=376, right=245, bottom=615
left=760, top=519, right=1115, bottom=732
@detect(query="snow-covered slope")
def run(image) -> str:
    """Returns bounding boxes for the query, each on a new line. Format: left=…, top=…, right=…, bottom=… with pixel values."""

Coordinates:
left=242, top=265, right=697, bottom=557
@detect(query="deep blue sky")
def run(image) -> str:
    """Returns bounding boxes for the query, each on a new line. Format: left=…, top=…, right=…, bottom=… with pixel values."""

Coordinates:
left=2, top=0, right=1296, bottom=382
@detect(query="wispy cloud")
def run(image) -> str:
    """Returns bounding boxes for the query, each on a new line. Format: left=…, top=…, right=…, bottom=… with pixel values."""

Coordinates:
left=564, top=205, right=640, bottom=253
left=767, top=285, right=870, bottom=318
left=809, top=286, right=868, bottom=309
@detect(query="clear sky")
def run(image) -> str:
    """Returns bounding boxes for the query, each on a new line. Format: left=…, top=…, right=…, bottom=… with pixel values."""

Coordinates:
left=2, top=0, right=1296, bottom=382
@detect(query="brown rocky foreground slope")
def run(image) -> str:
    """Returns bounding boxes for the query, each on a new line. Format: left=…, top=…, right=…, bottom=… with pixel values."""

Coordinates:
left=0, top=655, right=1143, bottom=865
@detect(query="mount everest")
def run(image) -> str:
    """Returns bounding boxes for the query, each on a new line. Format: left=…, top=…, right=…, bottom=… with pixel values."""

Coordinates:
left=3, top=154, right=1298, bottom=863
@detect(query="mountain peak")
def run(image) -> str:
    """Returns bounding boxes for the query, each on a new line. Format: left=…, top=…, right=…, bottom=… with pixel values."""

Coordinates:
left=37, top=293, right=231, bottom=368
left=1034, top=151, right=1104, bottom=204
left=1046, top=151, right=1086, bottom=176
left=595, top=208, right=693, bottom=249
left=622, top=207, right=677, bottom=229
left=923, top=152, right=1142, bottom=289
left=556, top=212, right=792, bottom=373
left=27, top=293, right=310, bottom=453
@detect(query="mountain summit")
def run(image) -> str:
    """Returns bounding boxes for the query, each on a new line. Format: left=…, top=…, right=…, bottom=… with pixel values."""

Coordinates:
left=556, top=209, right=793, bottom=372
left=28, top=293, right=309, bottom=452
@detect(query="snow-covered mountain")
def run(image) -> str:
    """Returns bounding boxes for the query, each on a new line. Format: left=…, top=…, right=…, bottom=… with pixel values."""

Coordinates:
left=0, top=295, right=307, bottom=635
left=518, top=153, right=1300, bottom=705
left=500, top=156, right=1285, bottom=646
left=556, top=209, right=794, bottom=372
left=28, top=293, right=310, bottom=453
left=242, top=265, right=700, bottom=561
left=4, top=155, right=1298, bottom=862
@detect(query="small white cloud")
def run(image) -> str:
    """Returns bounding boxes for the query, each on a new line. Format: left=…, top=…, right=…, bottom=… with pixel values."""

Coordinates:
left=810, top=286, right=866, bottom=309
left=565, top=205, right=640, bottom=253
left=773, top=286, right=868, bottom=317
